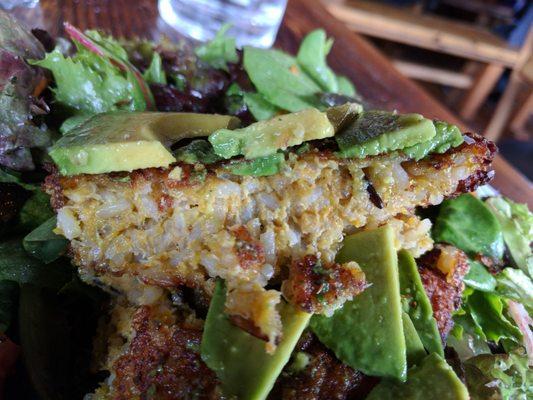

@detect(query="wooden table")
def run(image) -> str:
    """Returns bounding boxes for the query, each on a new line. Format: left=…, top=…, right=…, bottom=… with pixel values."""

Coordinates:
left=13, top=0, right=532, bottom=206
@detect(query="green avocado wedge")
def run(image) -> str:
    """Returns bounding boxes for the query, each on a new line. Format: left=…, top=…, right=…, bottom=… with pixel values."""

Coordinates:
left=403, top=120, right=464, bottom=161
left=209, top=108, right=334, bottom=160
left=336, top=111, right=436, bottom=158
left=201, top=281, right=311, bottom=400
left=402, top=312, right=426, bottom=366
left=398, top=250, right=443, bottom=357
left=50, top=112, right=240, bottom=175
left=366, top=353, right=469, bottom=400
left=310, top=225, right=407, bottom=380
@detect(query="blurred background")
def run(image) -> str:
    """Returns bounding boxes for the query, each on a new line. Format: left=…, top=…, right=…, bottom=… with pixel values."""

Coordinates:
left=324, top=0, right=532, bottom=179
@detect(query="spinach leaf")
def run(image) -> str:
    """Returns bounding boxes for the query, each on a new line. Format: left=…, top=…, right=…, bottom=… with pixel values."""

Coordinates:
left=195, top=24, right=238, bottom=71
left=18, top=283, right=106, bottom=400
left=243, top=92, right=279, bottom=121
left=0, top=168, right=38, bottom=191
left=296, top=29, right=338, bottom=93
left=243, top=46, right=321, bottom=112
left=23, top=217, right=68, bottom=264
left=19, top=190, right=54, bottom=231
left=433, top=194, right=505, bottom=261
left=0, top=239, right=71, bottom=288
left=336, top=75, right=357, bottom=97
left=143, top=52, right=167, bottom=85
left=464, top=353, right=531, bottom=400
left=463, top=260, right=497, bottom=292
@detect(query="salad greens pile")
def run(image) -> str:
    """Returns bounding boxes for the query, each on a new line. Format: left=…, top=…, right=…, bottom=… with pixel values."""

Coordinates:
left=433, top=194, right=533, bottom=398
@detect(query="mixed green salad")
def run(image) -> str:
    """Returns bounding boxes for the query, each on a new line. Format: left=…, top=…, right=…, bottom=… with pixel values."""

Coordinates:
left=0, top=10, right=531, bottom=400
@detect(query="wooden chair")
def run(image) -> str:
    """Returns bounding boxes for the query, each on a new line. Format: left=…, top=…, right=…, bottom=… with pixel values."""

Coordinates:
left=324, top=0, right=527, bottom=122
left=486, top=55, right=533, bottom=141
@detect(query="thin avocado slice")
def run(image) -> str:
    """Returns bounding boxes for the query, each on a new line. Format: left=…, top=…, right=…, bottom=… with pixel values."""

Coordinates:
left=403, top=120, right=464, bottom=161
left=366, top=353, right=469, bottom=400
left=398, top=250, right=444, bottom=357
left=402, top=312, right=426, bottom=366
left=201, top=281, right=311, bottom=400
left=208, top=108, right=334, bottom=159
left=50, top=112, right=240, bottom=175
left=336, top=111, right=436, bottom=158
left=310, top=225, right=407, bottom=380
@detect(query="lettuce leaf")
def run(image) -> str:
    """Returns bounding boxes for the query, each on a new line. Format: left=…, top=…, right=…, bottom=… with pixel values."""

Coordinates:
left=454, top=288, right=522, bottom=344
left=0, top=25, right=51, bottom=171
left=464, top=353, right=532, bottom=400
left=195, top=24, right=238, bottom=71
left=496, top=268, right=533, bottom=315
left=486, top=197, right=533, bottom=278
left=32, top=47, right=145, bottom=114
left=31, top=27, right=154, bottom=116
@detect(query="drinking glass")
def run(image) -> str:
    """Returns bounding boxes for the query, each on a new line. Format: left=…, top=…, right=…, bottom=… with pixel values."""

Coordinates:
left=158, top=0, right=288, bottom=47
left=0, top=0, right=39, bottom=10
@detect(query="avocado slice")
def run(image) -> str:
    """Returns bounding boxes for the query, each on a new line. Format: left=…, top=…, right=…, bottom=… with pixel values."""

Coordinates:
left=366, top=353, right=469, bottom=400
left=403, top=120, right=464, bottom=161
left=226, top=153, right=286, bottom=177
left=201, top=281, right=311, bottom=400
left=402, top=312, right=426, bottom=366
left=310, top=225, right=407, bottom=380
left=50, top=112, right=240, bottom=175
left=208, top=108, right=334, bottom=160
left=336, top=111, right=436, bottom=158
left=398, top=250, right=443, bottom=357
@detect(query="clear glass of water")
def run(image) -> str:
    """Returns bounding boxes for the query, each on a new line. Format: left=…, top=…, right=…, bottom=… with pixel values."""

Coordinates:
left=158, top=0, right=288, bottom=48
left=0, top=0, right=39, bottom=10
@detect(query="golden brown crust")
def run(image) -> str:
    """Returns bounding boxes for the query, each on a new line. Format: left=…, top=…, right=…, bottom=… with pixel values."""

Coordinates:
left=108, top=306, right=221, bottom=400
left=282, top=255, right=366, bottom=315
